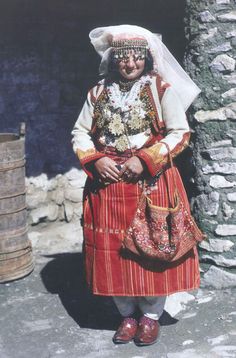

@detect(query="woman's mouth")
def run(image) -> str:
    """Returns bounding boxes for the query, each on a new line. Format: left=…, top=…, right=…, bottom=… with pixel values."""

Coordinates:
left=126, top=69, right=136, bottom=74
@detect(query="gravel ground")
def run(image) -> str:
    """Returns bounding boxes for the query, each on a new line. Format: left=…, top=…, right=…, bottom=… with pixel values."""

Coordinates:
left=0, top=222, right=235, bottom=358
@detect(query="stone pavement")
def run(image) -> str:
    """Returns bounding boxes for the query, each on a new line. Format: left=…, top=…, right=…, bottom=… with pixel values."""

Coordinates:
left=0, top=222, right=236, bottom=358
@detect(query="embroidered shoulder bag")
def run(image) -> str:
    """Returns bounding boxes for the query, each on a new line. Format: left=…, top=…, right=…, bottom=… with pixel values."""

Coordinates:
left=122, top=143, right=206, bottom=262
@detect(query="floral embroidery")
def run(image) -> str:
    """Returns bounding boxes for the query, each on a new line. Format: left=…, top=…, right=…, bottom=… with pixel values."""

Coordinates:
left=128, top=106, right=146, bottom=130
left=108, top=113, right=124, bottom=135
left=115, top=135, right=129, bottom=152
left=93, top=78, right=157, bottom=152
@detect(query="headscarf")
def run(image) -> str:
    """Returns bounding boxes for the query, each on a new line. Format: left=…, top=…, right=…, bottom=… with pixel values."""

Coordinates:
left=89, top=24, right=201, bottom=110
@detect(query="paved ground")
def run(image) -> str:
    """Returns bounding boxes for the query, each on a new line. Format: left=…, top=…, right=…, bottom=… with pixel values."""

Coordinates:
left=0, top=222, right=236, bottom=358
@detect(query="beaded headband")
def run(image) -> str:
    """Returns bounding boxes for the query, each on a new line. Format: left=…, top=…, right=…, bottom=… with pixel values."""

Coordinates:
left=111, top=38, right=149, bottom=60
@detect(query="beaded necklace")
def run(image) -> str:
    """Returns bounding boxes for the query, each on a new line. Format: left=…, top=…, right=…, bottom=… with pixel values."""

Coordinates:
left=119, top=78, right=138, bottom=92
left=106, top=74, right=151, bottom=112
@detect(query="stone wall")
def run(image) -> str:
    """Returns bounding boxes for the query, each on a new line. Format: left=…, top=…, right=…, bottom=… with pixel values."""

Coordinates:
left=26, top=168, right=86, bottom=225
left=184, top=0, right=236, bottom=285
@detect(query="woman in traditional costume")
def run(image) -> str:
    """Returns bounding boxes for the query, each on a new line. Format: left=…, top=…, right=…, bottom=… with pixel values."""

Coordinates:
left=72, top=25, right=201, bottom=346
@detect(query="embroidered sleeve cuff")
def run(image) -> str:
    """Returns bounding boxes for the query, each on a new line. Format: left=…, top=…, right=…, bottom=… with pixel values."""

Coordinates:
left=137, top=143, right=166, bottom=177
left=76, top=148, right=106, bottom=179
left=137, top=132, right=191, bottom=177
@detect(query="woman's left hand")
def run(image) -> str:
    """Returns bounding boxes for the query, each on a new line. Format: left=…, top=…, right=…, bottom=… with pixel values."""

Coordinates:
left=119, top=156, right=144, bottom=183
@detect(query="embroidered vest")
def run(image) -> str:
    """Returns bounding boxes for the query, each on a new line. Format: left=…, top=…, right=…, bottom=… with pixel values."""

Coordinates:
left=91, top=74, right=170, bottom=152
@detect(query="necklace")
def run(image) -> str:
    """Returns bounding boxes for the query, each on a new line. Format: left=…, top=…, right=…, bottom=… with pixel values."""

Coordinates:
left=107, top=75, right=151, bottom=112
left=119, top=79, right=138, bottom=92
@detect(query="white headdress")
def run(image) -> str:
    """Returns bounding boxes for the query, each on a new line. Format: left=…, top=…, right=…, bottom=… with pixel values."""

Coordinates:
left=89, top=24, right=201, bottom=111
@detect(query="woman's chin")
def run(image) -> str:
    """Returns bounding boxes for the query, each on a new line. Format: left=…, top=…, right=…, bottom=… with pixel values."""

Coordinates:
left=120, top=71, right=142, bottom=81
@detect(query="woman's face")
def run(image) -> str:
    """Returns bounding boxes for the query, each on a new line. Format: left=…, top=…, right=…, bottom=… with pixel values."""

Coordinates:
left=117, top=50, right=145, bottom=81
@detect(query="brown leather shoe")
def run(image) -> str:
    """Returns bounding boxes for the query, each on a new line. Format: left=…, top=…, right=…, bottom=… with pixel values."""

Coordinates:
left=134, top=316, right=160, bottom=346
left=113, top=317, right=138, bottom=344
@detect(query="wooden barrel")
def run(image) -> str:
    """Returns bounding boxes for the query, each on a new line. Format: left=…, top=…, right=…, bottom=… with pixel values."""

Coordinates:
left=0, top=133, right=34, bottom=282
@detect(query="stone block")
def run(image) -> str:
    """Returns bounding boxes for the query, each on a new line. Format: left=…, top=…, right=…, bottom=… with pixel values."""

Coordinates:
left=57, top=175, right=69, bottom=188
left=73, top=202, right=83, bottom=219
left=215, top=224, right=236, bottom=236
left=201, top=254, right=236, bottom=268
left=211, top=139, right=232, bottom=147
left=222, top=202, right=235, bottom=220
left=222, top=88, right=236, bottom=100
left=64, top=187, right=83, bottom=203
left=227, top=102, right=236, bottom=117
left=196, top=192, right=220, bottom=216
left=27, top=174, right=58, bottom=191
left=203, top=162, right=236, bottom=174
left=210, top=54, right=236, bottom=73
left=199, top=11, right=216, bottom=22
left=216, top=0, right=230, bottom=3
left=65, top=168, right=86, bottom=188
left=50, top=188, right=65, bottom=205
left=194, top=108, right=226, bottom=122
left=64, top=201, right=74, bottom=222
left=223, top=73, right=236, bottom=84
left=199, top=238, right=234, bottom=252
left=231, top=37, right=236, bottom=46
left=218, top=11, right=236, bottom=22
left=227, top=192, right=236, bottom=202
left=203, top=147, right=236, bottom=160
left=209, top=175, right=236, bottom=188
left=226, top=30, right=236, bottom=38
left=29, top=203, right=59, bottom=224
left=58, top=206, right=65, bottom=221
left=68, top=179, right=86, bottom=188
left=164, top=292, right=195, bottom=317
left=208, top=42, right=232, bottom=54
left=230, top=130, right=236, bottom=146
left=26, top=190, right=48, bottom=209
left=202, top=266, right=236, bottom=289
left=200, top=27, right=218, bottom=40
left=194, top=104, right=236, bottom=122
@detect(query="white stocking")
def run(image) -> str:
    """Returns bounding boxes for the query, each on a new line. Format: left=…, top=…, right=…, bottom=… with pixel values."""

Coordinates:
left=138, top=296, right=166, bottom=320
left=113, top=296, right=166, bottom=320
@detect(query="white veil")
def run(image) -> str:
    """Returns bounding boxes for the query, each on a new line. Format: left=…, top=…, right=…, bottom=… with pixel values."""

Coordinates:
left=89, top=24, right=201, bottom=111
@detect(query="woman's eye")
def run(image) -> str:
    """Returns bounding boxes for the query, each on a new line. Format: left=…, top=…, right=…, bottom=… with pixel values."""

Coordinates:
left=124, top=56, right=141, bottom=62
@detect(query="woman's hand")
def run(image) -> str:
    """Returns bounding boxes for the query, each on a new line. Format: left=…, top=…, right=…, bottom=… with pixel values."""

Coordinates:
left=119, top=156, right=144, bottom=183
left=94, top=157, right=120, bottom=182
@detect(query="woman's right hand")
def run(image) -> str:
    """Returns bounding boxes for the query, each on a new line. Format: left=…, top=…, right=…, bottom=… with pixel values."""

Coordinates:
left=94, top=157, right=120, bottom=182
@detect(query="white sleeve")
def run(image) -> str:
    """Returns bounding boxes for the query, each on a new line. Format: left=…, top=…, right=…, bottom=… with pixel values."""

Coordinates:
left=71, top=91, right=95, bottom=153
left=137, top=85, right=190, bottom=176
left=159, top=86, right=190, bottom=155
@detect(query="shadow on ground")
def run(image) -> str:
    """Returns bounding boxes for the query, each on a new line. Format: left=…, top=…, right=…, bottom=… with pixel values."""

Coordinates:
left=40, top=252, right=178, bottom=331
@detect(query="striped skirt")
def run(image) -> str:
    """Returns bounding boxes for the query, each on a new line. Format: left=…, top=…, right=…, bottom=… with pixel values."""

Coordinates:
left=83, top=164, right=200, bottom=296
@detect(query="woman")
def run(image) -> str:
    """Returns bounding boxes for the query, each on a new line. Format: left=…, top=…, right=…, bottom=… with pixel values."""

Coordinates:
left=72, top=25, right=201, bottom=346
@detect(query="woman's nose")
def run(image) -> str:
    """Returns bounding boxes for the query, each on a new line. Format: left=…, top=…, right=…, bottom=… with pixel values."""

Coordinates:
left=126, top=55, right=135, bottom=68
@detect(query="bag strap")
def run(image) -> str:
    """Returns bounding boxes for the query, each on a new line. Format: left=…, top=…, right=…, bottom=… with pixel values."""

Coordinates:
left=159, top=142, right=179, bottom=208
left=140, top=142, right=179, bottom=209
